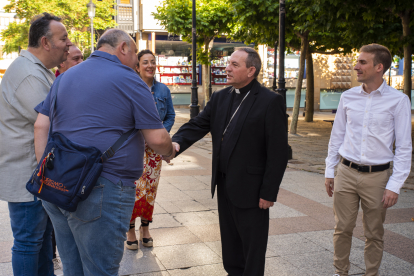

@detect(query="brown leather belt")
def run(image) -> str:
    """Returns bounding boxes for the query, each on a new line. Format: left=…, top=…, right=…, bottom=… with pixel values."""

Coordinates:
left=342, top=158, right=390, bottom=173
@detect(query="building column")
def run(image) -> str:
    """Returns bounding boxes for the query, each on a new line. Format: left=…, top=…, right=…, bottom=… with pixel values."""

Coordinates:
left=257, top=45, right=267, bottom=85
left=151, top=32, right=156, bottom=53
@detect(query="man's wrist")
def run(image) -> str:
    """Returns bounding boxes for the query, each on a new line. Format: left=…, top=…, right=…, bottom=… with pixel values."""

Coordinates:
left=164, top=147, right=174, bottom=158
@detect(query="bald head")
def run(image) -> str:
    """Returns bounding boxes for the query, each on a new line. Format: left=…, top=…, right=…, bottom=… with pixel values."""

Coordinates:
left=97, top=29, right=134, bottom=50
left=96, top=28, right=138, bottom=70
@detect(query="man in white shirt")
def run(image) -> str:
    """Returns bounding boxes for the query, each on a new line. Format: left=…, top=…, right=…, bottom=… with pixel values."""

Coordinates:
left=325, top=44, right=412, bottom=276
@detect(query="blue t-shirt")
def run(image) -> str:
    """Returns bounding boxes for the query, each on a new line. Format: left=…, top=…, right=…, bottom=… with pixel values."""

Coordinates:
left=35, top=51, right=164, bottom=187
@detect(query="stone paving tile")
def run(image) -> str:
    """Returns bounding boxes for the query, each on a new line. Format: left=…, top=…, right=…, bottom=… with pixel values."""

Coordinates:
left=349, top=247, right=414, bottom=276
left=152, top=202, right=167, bottom=215
left=0, top=201, right=8, bottom=214
left=264, top=256, right=305, bottom=276
left=195, top=198, right=218, bottom=210
left=204, top=241, right=222, bottom=258
left=119, top=247, right=166, bottom=276
left=155, top=184, right=193, bottom=203
left=173, top=211, right=218, bottom=226
left=186, top=148, right=213, bottom=160
left=384, top=208, right=414, bottom=224
left=384, top=222, right=414, bottom=239
left=152, top=243, right=221, bottom=270
left=273, top=216, right=332, bottom=233
left=193, top=175, right=212, bottom=185
left=282, top=251, right=365, bottom=276
left=268, top=220, right=296, bottom=236
left=382, top=229, right=414, bottom=264
left=182, top=189, right=212, bottom=201
left=150, top=227, right=202, bottom=247
left=187, top=224, right=221, bottom=242
left=164, top=176, right=209, bottom=191
left=388, top=190, right=414, bottom=209
left=0, top=262, right=12, bottom=276
left=127, top=272, right=170, bottom=276
left=0, top=213, right=13, bottom=242
left=151, top=214, right=181, bottom=229
left=156, top=201, right=182, bottom=214
left=171, top=169, right=212, bottom=177
left=266, top=233, right=326, bottom=257
left=168, top=200, right=209, bottom=213
left=269, top=202, right=306, bottom=219
left=0, top=241, right=12, bottom=263
left=167, top=263, right=226, bottom=275
left=378, top=252, right=414, bottom=276
left=276, top=189, right=320, bottom=207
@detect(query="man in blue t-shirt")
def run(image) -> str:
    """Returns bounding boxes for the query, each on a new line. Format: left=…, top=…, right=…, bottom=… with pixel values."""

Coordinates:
left=33, top=29, right=176, bottom=276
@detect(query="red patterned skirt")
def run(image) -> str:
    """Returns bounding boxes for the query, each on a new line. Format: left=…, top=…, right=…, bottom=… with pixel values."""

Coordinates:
left=130, top=146, right=162, bottom=222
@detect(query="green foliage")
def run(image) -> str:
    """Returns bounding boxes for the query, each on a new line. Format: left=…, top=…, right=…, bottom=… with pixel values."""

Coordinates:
left=1, top=0, right=116, bottom=54
left=153, top=0, right=235, bottom=65
left=326, top=0, right=414, bottom=58
left=228, top=0, right=356, bottom=55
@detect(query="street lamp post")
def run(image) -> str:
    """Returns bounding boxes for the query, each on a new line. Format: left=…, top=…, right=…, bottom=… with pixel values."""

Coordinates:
left=276, top=0, right=293, bottom=159
left=87, top=0, right=96, bottom=53
left=190, top=0, right=200, bottom=119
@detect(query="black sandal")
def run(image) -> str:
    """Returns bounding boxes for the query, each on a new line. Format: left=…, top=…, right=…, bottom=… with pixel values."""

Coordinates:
left=125, top=222, right=138, bottom=250
left=140, top=219, right=153, bottom=247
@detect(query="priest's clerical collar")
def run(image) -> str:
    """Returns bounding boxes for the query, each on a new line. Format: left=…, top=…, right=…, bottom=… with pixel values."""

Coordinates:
left=234, top=79, right=256, bottom=94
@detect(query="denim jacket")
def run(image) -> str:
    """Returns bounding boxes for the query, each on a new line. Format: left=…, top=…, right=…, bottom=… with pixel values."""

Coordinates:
left=150, top=80, right=175, bottom=132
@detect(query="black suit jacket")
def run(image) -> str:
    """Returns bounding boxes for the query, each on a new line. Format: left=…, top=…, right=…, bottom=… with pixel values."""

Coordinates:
left=172, top=80, right=288, bottom=208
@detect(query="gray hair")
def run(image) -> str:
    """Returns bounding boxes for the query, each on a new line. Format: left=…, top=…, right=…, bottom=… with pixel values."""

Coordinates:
left=235, top=47, right=261, bottom=78
left=96, top=29, right=132, bottom=50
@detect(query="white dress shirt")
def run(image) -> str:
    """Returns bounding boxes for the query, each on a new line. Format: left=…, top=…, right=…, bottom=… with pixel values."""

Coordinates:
left=325, top=80, right=412, bottom=194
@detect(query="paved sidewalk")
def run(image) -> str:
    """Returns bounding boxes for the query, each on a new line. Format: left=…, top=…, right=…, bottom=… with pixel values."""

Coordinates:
left=0, top=109, right=413, bottom=275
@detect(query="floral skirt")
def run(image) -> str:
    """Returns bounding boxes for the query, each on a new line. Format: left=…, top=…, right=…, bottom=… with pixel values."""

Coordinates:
left=130, top=146, right=162, bottom=223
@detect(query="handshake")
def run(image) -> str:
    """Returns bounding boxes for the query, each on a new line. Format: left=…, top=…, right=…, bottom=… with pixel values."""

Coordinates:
left=162, top=142, right=180, bottom=163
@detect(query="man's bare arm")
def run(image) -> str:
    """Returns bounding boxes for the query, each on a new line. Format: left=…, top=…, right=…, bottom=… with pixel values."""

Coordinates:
left=141, top=128, right=173, bottom=156
left=34, top=113, right=50, bottom=163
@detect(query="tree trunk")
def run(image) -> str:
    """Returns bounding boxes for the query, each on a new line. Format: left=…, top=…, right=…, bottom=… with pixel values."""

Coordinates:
left=202, top=63, right=209, bottom=108
left=201, top=39, right=212, bottom=108
left=305, top=43, right=314, bottom=122
left=289, top=34, right=308, bottom=134
left=401, top=11, right=412, bottom=101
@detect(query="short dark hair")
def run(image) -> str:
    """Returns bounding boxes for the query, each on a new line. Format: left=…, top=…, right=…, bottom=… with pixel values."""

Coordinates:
left=137, top=49, right=155, bottom=68
left=28, top=12, right=62, bottom=48
left=235, top=47, right=261, bottom=78
left=359, top=44, right=392, bottom=74
left=96, top=29, right=132, bottom=50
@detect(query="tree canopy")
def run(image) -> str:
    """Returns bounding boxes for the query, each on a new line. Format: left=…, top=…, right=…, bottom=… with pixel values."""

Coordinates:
left=1, top=0, right=116, bottom=55
left=328, top=0, right=414, bottom=98
left=153, top=0, right=235, bottom=64
left=229, top=0, right=414, bottom=131
left=153, top=0, right=235, bottom=103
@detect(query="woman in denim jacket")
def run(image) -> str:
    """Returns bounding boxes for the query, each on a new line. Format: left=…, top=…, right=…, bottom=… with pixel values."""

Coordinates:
left=126, top=50, right=175, bottom=249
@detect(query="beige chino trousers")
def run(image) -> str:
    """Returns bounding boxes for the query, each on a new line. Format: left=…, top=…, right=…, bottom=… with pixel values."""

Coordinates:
left=333, top=162, right=390, bottom=276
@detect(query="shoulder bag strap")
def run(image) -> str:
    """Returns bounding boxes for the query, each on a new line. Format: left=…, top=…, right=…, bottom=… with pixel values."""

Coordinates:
left=101, top=129, right=135, bottom=162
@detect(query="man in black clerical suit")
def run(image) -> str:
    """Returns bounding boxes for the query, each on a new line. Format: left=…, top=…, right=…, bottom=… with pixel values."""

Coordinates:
left=171, top=48, right=288, bottom=276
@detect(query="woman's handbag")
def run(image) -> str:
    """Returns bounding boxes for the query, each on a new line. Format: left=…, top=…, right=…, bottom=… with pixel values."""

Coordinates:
left=26, top=75, right=134, bottom=212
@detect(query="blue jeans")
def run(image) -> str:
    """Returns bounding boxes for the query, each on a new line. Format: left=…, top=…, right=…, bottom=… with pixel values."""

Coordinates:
left=8, top=197, right=54, bottom=276
left=42, top=176, right=136, bottom=276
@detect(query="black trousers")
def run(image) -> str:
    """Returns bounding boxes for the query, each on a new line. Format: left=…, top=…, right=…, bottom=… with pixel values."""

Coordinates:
left=217, top=174, right=269, bottom=276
